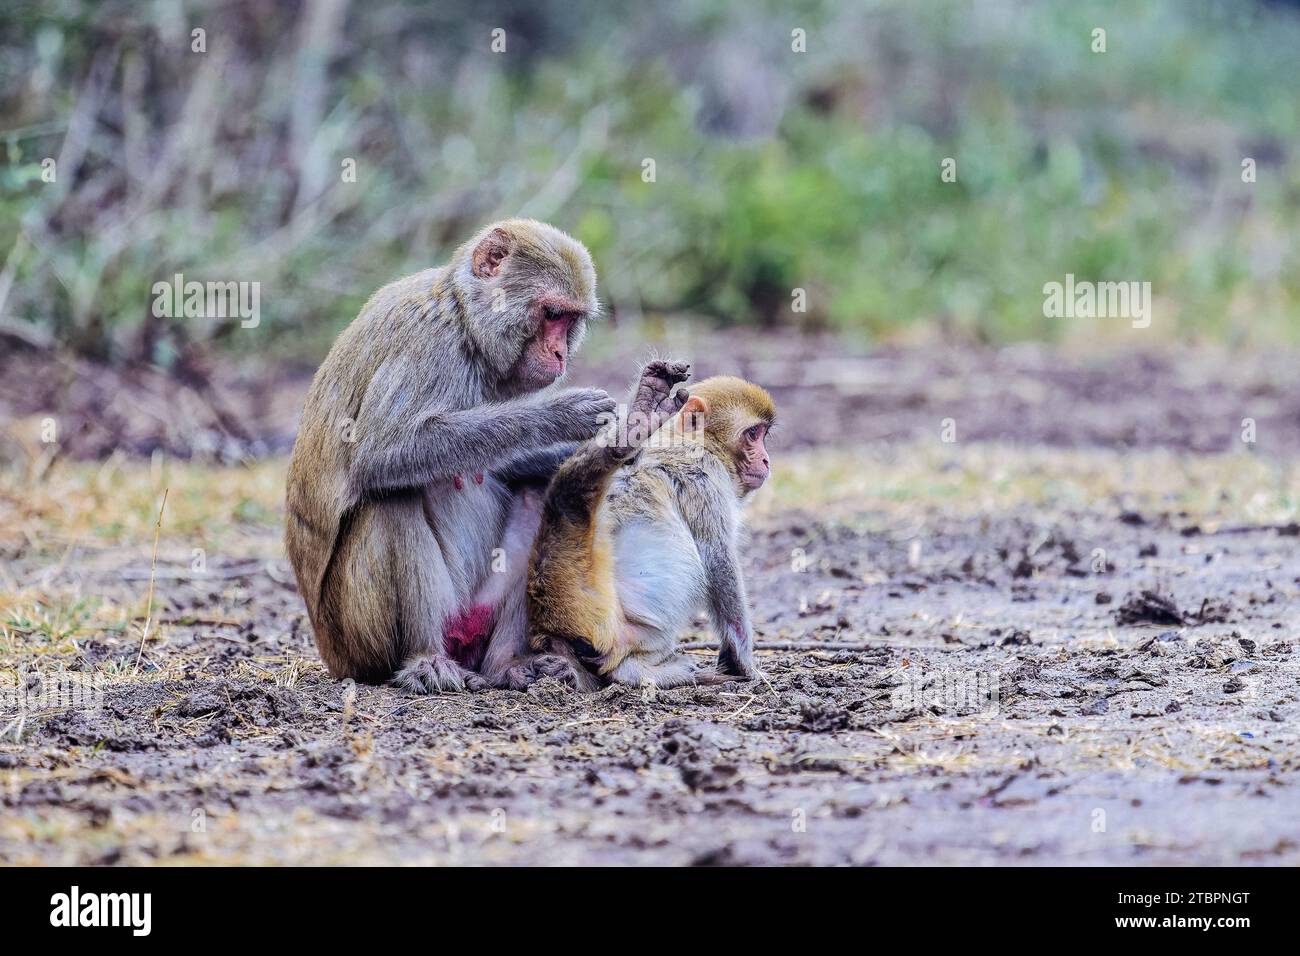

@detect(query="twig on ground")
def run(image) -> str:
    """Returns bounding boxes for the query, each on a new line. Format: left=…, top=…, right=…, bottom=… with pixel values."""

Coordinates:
left=133, top=488, right=169, bottom=674
left=120, top=561, right=260, bottom=582
left=679, top=640, right=889, bottom=652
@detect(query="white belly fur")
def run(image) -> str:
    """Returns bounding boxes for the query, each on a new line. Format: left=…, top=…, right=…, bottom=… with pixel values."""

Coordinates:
left=614, top=517, right=706, bottom=637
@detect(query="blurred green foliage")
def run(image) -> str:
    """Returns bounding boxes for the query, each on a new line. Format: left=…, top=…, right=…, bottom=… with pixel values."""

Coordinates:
left=1, top=0, right=1298, bottom=364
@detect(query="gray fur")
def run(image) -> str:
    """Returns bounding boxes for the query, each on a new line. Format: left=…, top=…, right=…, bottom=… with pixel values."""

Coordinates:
left=284, top=219, right=613, bottom=692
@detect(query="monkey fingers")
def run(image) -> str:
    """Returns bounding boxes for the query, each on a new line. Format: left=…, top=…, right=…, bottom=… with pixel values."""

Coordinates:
left=392, top=654, right=488, bottom=694
left=498, top=653, right=599, bottom=693
left=627, top=360, right=692, bottom=445
left=632, top=360, right=692, bottom=414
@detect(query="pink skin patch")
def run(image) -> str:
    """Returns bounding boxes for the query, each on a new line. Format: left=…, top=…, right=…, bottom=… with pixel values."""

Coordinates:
left=740, top=428, right=770, bottom=490
left=453, top=475, right=465, bottom=490
left=443, top=604, right=494, bottom=668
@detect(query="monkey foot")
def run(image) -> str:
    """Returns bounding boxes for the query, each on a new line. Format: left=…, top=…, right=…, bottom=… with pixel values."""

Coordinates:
left=632, top=360, right=691, bottom=418
left=624, top=360, right=691, bottom=447
left=716, top=648, right=760, bottom=682
left=497, top=653, right=591, bottom=692
left=393, top=654, right=488, bottom=694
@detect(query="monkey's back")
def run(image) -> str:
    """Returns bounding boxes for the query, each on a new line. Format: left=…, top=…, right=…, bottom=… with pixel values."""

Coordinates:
left=283, top=264, right=481, bottom=671
left=600, top=452, right=728, bottom=633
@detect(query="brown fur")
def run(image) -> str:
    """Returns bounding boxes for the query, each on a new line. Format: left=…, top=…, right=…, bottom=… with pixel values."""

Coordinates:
left=527, top=364, right=775, bottom=689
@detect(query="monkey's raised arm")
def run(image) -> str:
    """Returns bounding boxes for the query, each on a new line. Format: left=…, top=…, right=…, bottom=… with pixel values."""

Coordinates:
left=350, top=388, right=614, bottom=497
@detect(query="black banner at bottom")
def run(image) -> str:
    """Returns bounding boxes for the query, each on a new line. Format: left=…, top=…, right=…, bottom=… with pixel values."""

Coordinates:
left=0, top=866, right=1277, bottom=943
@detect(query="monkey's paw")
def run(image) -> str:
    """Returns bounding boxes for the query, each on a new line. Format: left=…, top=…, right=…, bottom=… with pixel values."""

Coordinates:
left=691, top=666, right=761, bottom=686
left=554, top=388, right=618, bottom=442
left=392, top=654, right=487, bottom=694
left=632, top=360, right=692, bottom=419
left=498, top=653, right=585, bottom=691
left=715, top=652, right=761, bottom=682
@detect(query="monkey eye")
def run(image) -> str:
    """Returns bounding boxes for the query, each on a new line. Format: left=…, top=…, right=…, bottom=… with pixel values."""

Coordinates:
left=745, top=424, right=766, bottom=441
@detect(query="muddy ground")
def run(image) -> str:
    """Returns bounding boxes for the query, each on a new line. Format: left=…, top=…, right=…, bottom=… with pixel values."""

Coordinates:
left=1, top=338, right=1298, bottom=865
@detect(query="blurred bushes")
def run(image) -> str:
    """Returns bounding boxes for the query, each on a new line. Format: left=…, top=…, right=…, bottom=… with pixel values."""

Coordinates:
left=1, top=0, right=1299, bottom=364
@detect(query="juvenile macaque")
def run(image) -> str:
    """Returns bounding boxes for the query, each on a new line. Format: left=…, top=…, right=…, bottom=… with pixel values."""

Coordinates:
left=284, top=219, right=615, bottom=692
left=526, top=361, right=775, bottom=689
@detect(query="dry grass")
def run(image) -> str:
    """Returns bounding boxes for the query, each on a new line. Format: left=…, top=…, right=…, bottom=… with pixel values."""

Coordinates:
left=4, top=442, right=1293, bottom=558
left=0, top=453, right=284, bottom=553
left=3, top=442, right=1295, bottom=660
left=763, top=444, right=1300, bottom=526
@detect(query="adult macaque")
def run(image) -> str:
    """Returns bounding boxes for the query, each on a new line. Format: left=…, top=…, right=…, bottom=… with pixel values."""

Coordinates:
left=526, top=360, right=776, bottom=690
left=285, top=219, right=615, bottom=692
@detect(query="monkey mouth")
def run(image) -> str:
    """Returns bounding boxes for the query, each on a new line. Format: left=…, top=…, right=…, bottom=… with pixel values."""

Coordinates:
left=740, top=469, right=768, bottom=490
left=537, top=354, right=566, bottom=382
left=523, top=362, right=565, bottom=390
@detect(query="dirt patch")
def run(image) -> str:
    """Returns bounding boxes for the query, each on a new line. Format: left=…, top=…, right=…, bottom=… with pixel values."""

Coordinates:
left=1115, top=590, right=1185, bottom=626
left=2, top=449, right=1298, bottom=864
left=2, top=341, right=1299, bottom=864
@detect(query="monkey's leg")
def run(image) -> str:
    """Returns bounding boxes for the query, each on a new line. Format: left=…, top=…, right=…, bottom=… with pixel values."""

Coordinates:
left=334, top=495, right=487, bottom=693
left=526, top=489, right=622, bottom=672
left=483, top=578, right=605, bottom=693
left=316, top=504, right=402, bottom=682
left=524, top=424, right=643, bottom=672
left=469, top=487, right=581, bottom=689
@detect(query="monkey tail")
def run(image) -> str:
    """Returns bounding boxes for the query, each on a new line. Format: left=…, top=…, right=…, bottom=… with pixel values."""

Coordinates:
left=526, top=436, right=630, bottom=661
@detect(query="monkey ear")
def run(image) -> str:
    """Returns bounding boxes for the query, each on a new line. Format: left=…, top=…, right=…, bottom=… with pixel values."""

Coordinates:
left=471, top=227, right=512, bottom=279
left=680, top=395, right=709, bottom=431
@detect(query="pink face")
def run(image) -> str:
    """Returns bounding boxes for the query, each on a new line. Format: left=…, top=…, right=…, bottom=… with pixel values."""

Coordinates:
left=738, top=422, right=771, bottom=491
left=518, top=294, right=584, bottom=388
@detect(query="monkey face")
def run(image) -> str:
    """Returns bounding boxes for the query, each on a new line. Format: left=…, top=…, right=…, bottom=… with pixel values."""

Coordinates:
left=737, top=422, right=771, bottom=491
left=510, top=294, right=587, bottom=389
left=468, top=221, right=597, bottom=391
left=679, top=376, right=776, bottom=496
